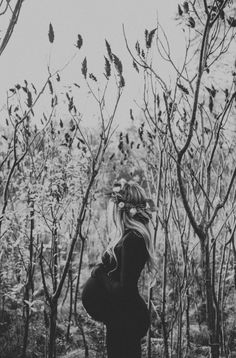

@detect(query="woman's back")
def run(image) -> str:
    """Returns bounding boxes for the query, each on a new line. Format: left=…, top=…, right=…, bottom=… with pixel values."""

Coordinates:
left=102, top=230, right=148, bottom=300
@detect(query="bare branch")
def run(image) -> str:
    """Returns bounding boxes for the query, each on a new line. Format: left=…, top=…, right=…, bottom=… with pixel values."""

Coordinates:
left=207, top=167, right=236, bottom=229
left=203, top=0, right=209, bottom=16
left=39, top=243, right=51, bottom=304
left=0, top=0, right=24, bottom=56
left=122, top=24, right=168, bottom=92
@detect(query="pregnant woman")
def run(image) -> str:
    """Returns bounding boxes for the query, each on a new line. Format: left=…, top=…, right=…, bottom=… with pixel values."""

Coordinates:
left=82, top=179, right=156, bottom=358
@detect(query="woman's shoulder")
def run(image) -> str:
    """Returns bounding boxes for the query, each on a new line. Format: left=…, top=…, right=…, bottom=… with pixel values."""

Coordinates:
left=123, top=229, right=145, bottom=246
left=122, top=230, right=148, bottom=260
left=124, top=228, right=142, bottom=237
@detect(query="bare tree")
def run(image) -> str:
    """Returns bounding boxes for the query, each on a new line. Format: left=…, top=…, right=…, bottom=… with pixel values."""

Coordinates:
left=123, top=1, right=236, bottom=357
left=38, top=41, right=125, bottom=358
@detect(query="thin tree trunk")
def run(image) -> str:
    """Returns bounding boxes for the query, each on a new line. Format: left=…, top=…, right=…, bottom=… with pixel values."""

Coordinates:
left=48, top=219, right=59, bottom=358
left=74, top=237, right=89, bottom=357
left=162, top=222, right=169, bottom=358
left=177, top=294, right=183, bottom=358
left=147, top=287, right=153, bottom=358
left=201, top=237, right=219, bottom=358
left=221, top=245, right=231, bottom=357
left=147, top=150, right=163, bottom=358
left=185, top=286, right=190, bottom=354
left=21, top=199, right=35, bottom=358
left=22, top=286, right=30, bottom=358
left=66, top=267, right=73, bottom=342
left=48, top=302, right=57, bottom=358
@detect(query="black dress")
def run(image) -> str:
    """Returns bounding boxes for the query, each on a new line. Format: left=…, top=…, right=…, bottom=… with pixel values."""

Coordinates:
left=82, top=229, right=150, bottom=358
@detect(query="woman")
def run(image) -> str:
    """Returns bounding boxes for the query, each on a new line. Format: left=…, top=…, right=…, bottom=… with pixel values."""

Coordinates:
left=82, top=179, right=156, bottom=358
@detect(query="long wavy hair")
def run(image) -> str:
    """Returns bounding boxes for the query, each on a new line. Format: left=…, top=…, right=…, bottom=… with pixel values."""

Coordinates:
left=105, top=180, right=157, bottom=282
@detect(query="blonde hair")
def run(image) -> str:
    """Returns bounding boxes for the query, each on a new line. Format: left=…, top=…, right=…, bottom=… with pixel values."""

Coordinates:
left=105, top=181, right=157, bottom=281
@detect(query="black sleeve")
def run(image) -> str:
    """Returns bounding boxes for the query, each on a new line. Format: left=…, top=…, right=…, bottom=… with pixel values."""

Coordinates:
left=95, top=232, right=147, bottom=301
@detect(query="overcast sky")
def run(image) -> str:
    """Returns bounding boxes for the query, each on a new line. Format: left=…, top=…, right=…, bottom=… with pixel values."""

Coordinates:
left=0, top=0, right=184, bottom=128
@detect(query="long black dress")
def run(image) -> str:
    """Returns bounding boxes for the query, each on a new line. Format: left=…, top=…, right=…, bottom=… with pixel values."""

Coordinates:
left=82, top=229, right=150, bottom=358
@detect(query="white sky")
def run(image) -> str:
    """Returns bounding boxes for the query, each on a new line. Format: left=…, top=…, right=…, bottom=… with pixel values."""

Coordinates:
left=0, top=0, right=184, bottom=128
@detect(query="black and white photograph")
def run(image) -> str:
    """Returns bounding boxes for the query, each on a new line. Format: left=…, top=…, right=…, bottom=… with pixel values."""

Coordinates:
left=0, top=1, right=236, bottom=357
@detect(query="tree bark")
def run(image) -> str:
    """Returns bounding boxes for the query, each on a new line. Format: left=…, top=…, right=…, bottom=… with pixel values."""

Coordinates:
left=66, top=267, right=73, bottom=342
left=201, top=236, right=219, bottom=358
left=48, top=302, right=57, bottom=358
left=21, top=199, right=35, bottom=358
left=162, top=222, right=169, bottom=358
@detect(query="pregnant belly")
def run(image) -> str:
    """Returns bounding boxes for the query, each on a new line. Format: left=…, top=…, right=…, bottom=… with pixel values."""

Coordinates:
left=81, top=276, right=110, bottom=323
